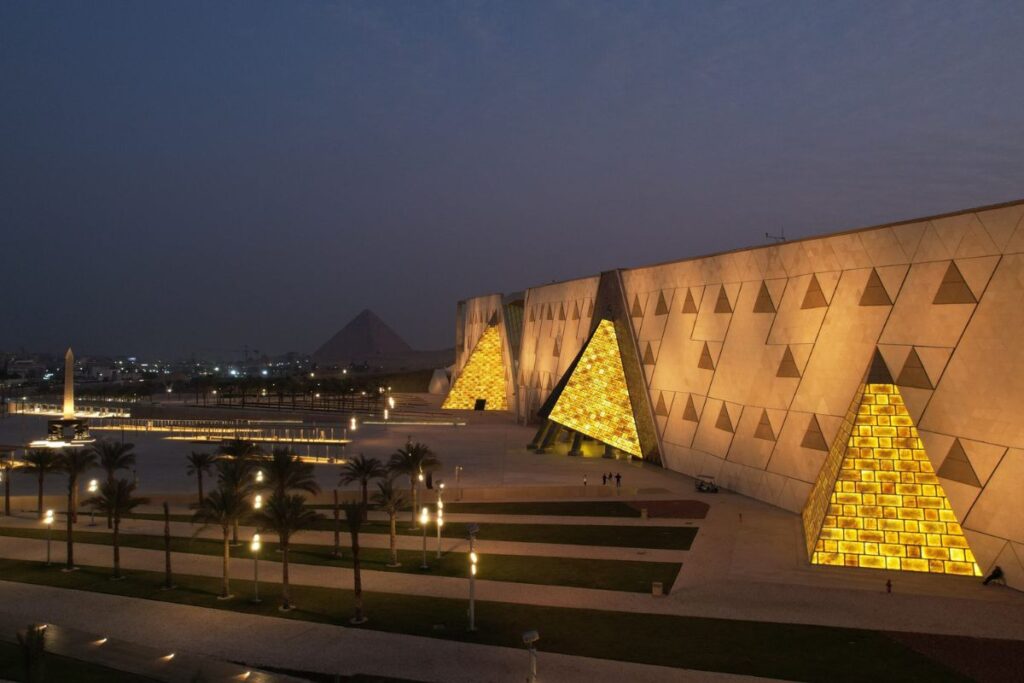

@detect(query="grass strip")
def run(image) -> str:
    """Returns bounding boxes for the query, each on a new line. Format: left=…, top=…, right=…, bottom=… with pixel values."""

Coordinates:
left=125, top=513, right=697, bottom=550
left=0, top=559, right=970, bottom=683
left=0, top=639, right=158, bottom=683
left=312, top=500, right=647, bottom=517
left=0, top=526, right=681, bottom=593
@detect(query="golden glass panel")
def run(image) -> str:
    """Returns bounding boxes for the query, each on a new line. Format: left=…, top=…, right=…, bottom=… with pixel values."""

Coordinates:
left=443, top=325, right=508, bottom=410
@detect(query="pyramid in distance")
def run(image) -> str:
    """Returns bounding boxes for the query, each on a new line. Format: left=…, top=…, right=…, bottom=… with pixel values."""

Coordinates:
left=313, top=309, right=413, bottom=364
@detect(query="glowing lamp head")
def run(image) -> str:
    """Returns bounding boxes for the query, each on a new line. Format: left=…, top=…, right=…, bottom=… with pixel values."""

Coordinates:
left=350, top=417, right=357, bottom=431
left=44, top=509, right=54, bottom=525
left=418, top=473, right=424, bottom=482
left=470, top=552, right=478, bottom=563
left=88, top=479, right=98, bottom=493
left=419, top=506, right=429, bottom=525
left=388, top=397, right=395, bottom=409
left=383, top=409, right=389, bottom=420
left=255, top=470, right=264, bottom=483
left=251, top=533, right=261, bottom=552
left=471, top=564, right=477, bottom=576
left=437, top=500, right=444, bottom=510
left=253, top=494, right=262, bottom=510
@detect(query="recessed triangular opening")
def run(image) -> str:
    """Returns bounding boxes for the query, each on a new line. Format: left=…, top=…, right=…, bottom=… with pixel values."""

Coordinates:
left=546, top=304, right=554, bottom=321
left=801, top=376, right=981, bottom=576
left=572, top=302, right=581, bottom=320
left=714, top=286, right=733, bottom=314
left=681, top=289, right=698, bottom=314
left=860, top=268, right=893, bottom=306
left=801, top=415, right=829, bottom=451
left=937, top=439, right=981, bottom=488
left=655, top=291, right=670, bottom=316
left=529, top=306, right=536, bottom=323
left=933, top=262, right=978, bottom=305
left=682, top=395, right=699, bottom=422
left=801, top=274, right=829, bottom=309
left=654, top=392, right=669, bottom=417
left=715, top=403, right=734, bottom=433
left=753, top=282, right=776, bottom=313
left=443, top=325, right=508, bottom=411
left=642, top=342, right=656, bottom=365
left=631, top=295, right=643, bottom=318
left=753, top=409, right=776, bottom=441
left=777, top=346, right=801, bottom=378
left=547, top=320, right=642, bottom=457
left=698, top=342, right=715, bottom=371
left=553, top=338, right=561, bottom=358
left=587, top=300, right=594, bottom=318
left=558, top=303, right=566, bottom=321
left=897, top=348, right=933, bottom=389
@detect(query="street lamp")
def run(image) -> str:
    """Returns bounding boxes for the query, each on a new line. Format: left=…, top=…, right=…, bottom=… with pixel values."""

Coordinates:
left=43, top=509, right=55, bottom=566
left=250, top=533, right=261, bottom=604
left=436, top=500, right=444, bottom=559
left=523, top=630, right=540, bottom=683
left=468, top=550, right=478, bottom=631
left=419, top=506, right=430, bottom=570
left=253, top=494, right=263, bottom=510
left=87, top=480, right=98, bottom=526
left=435, top=482, right=445, bottom=559
left=255, top=470, right=264, bottom=484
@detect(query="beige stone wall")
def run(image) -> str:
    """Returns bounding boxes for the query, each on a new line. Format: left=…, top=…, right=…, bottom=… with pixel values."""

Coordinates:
left=516, top=276, right=600, bottom=421
left=459, top=200, right=1024, bottom=587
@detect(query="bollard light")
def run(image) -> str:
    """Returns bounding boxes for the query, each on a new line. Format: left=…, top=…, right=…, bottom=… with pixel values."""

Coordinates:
left=88, top=479, right=98, bottom=493
left=255, top=470, right=264, bottom=484
left=250, top=533, right=262, bottom=604
left=251, top=533, right=261, bottom=553
left=253, top=494, right=262, bottom=510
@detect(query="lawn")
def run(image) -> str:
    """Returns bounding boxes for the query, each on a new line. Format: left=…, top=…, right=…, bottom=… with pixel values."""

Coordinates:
left=126, top=513, right=698, bottom=550
left=0, top=639, right=159, bottom=683
left=0, top=527, right=681, bottom=593
left=314, top=500, right=648, bottom=517
left=0, top=558, right=974, bottom=683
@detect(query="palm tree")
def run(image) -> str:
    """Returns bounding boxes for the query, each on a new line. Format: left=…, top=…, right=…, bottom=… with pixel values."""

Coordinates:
left=2, top=457, right=14, bottom=516
left=371, top=479, right=405, bottom=567
left=262, top=447, right=320, bottom=499
left=388, top=442, right=439, bottom=526
left=84, top=479, right=149, bottom=579
left=255, top=493, right=321, bottom=611
left=217, top=438, right=263, bottom=462
left=214, top=455, right=256, bottom=545
left=21, top=450, right=59, bottom=519
left=87, top=440, right=135, bottom=528
left=343, top=503, right=368, bottom=624
left=185, top=451, right=217, bottom=507
left=57, top=449, right=96, bottom=570
left=192, top=485, right=250, bottom=598
left=339, top=454, right=386, bottom=519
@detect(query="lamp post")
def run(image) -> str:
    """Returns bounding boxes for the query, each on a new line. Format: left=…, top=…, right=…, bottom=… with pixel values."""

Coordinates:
left=43, top=509, right=54, bottom=566
left=436, top=482, right=445, bottom=559
left=255, top=469, right=264, bottom=485
left=250, top=533, right=261, bottom=604
left=253, top=494, right=262, bottom=510
left=419, top=506, right=430, bottom=570
left=87, top=480, right=98, bottom=526
left=468, top=549, right=478, bottom=631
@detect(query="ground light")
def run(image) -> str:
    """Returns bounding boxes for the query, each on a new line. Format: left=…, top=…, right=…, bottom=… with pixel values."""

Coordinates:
left=43, top=510, right=54, bottom=566
left=250, top=533, right=261, bottom=604
left=419, top=507, right=430, bottom=570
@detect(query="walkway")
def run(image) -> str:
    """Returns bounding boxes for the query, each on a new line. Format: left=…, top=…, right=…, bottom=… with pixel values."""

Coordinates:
left=0, top=580, right=772, bottom=683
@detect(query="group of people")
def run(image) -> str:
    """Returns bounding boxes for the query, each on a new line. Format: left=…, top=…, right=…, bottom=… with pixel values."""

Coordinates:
left=602, top=472, right=621, bottom=487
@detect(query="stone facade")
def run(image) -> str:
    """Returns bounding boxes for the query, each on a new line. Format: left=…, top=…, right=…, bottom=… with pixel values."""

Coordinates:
left=450, top=199, right=1024, bottom=588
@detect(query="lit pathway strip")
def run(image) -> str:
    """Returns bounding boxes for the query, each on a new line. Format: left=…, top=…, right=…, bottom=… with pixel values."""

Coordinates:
left=0, top=610, right=299, bottom=683
left=0, top=580, right=769, bottom=683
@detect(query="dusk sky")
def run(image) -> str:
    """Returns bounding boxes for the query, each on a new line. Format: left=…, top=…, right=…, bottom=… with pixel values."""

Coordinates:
left=2, top=1, right=1023, bottom=359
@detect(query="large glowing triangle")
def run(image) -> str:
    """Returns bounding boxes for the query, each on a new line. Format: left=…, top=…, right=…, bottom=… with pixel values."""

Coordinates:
left=547, top=319, right=641, bottom=456
left=802, top=353, right=980, bottom=576
left=442, top=325, right=508, bottom=410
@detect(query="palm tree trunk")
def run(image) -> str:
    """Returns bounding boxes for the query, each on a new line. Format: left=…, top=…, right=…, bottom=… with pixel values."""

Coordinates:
left=113, top=520, right=121, bottom=578
left=361, top=482, right=369, bottom=521
left=106, top=474, right=114, bottom=529
left=409, top=482, right=416, bottom=526
left=4, top=471, right=10, bottom=516
left=221, top=526, right=231, bottom=597
left=332, top=490, right=341, bottom=558
left=37, top=471, right=44, bottom=519
left=71, top=483, right=78, bottom=524
left=281, top=540, right=290, bottom=610
left=197, top=471, right=204, bottom=508
left=352, top=529, right=363, bottom=623
left=232, top=519, right=239, bottom=545
left=389, top=513, right=398, bottom=566
left=65, top=482, right=74, bottom=570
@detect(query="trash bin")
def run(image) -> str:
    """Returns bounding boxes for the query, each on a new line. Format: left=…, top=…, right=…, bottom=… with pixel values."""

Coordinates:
left=652, top=581, right=663, bottom=596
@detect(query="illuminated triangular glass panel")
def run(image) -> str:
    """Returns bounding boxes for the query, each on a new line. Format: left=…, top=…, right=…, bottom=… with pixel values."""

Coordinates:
left=442, top=325, right=508, bottom=410
left=548, top=320, right=641, bottom=457
left=803, top=380, right=981, bottom=576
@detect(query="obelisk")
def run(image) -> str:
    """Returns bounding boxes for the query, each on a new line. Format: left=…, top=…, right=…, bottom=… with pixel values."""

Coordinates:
left=63, top=347, right=75, bottom=420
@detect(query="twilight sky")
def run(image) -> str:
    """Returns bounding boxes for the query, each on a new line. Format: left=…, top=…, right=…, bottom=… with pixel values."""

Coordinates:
left=2, top=1, right=1023, bottom=359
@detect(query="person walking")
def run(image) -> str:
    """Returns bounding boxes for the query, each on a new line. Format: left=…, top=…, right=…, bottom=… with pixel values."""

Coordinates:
left=602, top=474, right=607, bottom=485
left=615, top=472, right=621, bottom=488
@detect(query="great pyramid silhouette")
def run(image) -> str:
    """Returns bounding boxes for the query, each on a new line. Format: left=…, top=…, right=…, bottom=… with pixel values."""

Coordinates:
left=313, top=309, right=413, bottom=364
